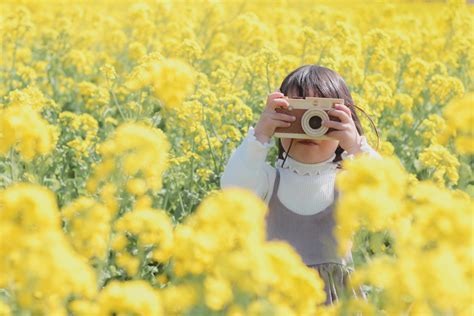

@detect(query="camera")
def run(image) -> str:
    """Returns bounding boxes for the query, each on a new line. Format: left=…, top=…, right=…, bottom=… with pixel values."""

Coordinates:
left=274, top=96, right=344, bottom=140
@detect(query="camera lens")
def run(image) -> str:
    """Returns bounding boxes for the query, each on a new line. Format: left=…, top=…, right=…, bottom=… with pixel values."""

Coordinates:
left=301, top=108, right=328, bottom=138
left=309, top=115, right=322, bottom=129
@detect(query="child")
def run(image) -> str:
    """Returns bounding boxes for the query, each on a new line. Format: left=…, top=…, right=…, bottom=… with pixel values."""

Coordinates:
left=220, top=65, right=382, bottom=306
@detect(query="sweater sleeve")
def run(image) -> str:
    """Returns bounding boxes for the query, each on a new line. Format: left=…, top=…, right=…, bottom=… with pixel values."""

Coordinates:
left=220, top=126, right=275, bottom=201
left=341, top=135, right=382, bottom=161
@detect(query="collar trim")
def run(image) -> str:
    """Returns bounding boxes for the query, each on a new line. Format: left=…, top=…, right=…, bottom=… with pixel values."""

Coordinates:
left=276, top=153, right=338, bottom=176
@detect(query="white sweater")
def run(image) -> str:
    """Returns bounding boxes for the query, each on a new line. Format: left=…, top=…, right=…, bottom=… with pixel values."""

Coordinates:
left=220, top=126, right=382, bottom=215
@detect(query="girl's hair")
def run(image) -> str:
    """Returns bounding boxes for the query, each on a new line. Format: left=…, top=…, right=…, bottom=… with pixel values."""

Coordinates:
left=277, top=64, right=379, bottom=168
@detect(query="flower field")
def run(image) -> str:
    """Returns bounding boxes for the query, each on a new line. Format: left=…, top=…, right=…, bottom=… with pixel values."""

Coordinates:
left=0, top=0, right=473, bottom=315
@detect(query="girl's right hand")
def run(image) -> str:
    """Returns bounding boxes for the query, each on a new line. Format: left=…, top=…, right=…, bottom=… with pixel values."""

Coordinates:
left=254, top=91, right=296, bottom=144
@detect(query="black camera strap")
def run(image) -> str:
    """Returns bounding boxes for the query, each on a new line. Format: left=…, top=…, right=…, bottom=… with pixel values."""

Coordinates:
left=281, top=138, right=294, bottom=168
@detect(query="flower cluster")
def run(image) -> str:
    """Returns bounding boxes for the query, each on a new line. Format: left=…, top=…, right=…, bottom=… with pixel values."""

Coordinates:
left=0, top=0, right=472, bottom=314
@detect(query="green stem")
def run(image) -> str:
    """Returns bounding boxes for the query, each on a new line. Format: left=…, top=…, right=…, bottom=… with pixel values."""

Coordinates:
left=97, top=191, right=121, bottom=289
left=201, top=106, right=219, bottom=173
left=316, top=36, right=332, bottom=65
left=110, top=88, right=126, bottom=121
left=189, top=135, right=196, bottom=191
left=265, top=62, right=272, bottom=94
left=359, top=49, right=374, bottom=92
left=133, top=247, right=146, bottom=280
left=8, top=39, right=19, bottom=91
left=178, top=191, right=186, bottom=218
left=9, top=148, right=16, bottom=183
left=300, top=36, right=308, bottom=65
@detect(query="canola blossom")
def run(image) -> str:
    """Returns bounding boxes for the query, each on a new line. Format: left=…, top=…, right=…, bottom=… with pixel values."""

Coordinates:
left=0, top=0, right=472, bottom=315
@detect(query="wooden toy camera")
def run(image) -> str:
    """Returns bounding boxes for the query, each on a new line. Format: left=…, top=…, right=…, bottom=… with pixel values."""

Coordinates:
left=274, top=96, right=344, bottom=140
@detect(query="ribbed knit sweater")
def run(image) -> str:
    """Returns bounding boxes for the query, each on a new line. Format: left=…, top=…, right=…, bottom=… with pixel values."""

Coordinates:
left=220, top=126, right=382, bottom=215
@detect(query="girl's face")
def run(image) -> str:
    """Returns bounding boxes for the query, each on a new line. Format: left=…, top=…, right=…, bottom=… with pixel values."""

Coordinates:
left=280, top=89, right=340, bottom=164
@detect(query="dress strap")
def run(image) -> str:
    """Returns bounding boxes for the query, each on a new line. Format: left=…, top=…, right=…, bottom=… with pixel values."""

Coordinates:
left=270, top=168, right=281, bottom=200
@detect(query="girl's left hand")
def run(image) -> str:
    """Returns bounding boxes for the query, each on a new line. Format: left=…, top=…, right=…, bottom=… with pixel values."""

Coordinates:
left=322, top=103, right=362, bottom=155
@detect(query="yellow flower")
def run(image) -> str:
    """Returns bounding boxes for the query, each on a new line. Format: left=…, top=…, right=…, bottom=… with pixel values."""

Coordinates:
left=263, top=241, right=326, bottom=314
left=115, top=252, right=140, bottom=276
left=61, top=197, right=112, bottom=260
left=1, top=1, right=472, bottom=314
left=204, top=275, right=234, bottom=310
left=0, top=105, right=57, bottom=161
left=100, top=64, right=117, bottom=81
left=335, top=156, right=408, bottom=255
left=63, top=49, right=94, bottom=75
left=428, top=74, right=464, bottom=105
left=151, top=58, right=196, bottom=108
left=419, top=144, right=460, bottom=186
left=114, top=208, right=174, bottom=262
left=196, top=168, right=213, bottom=182
left=126, top=178, right=148, bottom=196
left=394, top=93, right=414, bottom=112
left=128, top=41, right=147, bottom=61
left=124, top=57, right=195, bottom=110
left=96, top=280, right=163, bottom=315
left=111, top=233, right=128, bottom=252
left=377, top=141, right=395, bottom=156
left=443, top=92, right=474, bottom=155
left=160, top=283, right=199, bottom=316
left=0, top=301, right=11, bottom=316
left=88, top=122, right=170, bottom=196
left=0, top=183, right=96, bottom=313
left=419, top=114, right=447, bottom=145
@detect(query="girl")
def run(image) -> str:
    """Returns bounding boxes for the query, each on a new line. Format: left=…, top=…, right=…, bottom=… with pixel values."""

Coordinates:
left=220, top=65, right=382, bottom=306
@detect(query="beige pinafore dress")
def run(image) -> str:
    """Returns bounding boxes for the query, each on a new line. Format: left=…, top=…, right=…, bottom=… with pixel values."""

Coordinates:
left=265, top=168, right=367, bottom=306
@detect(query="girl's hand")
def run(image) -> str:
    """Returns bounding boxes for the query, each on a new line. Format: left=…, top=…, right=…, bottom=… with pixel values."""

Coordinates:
left=254, top=90, right=296, bottom=144
left=322, top=103, right=362, bottom=155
